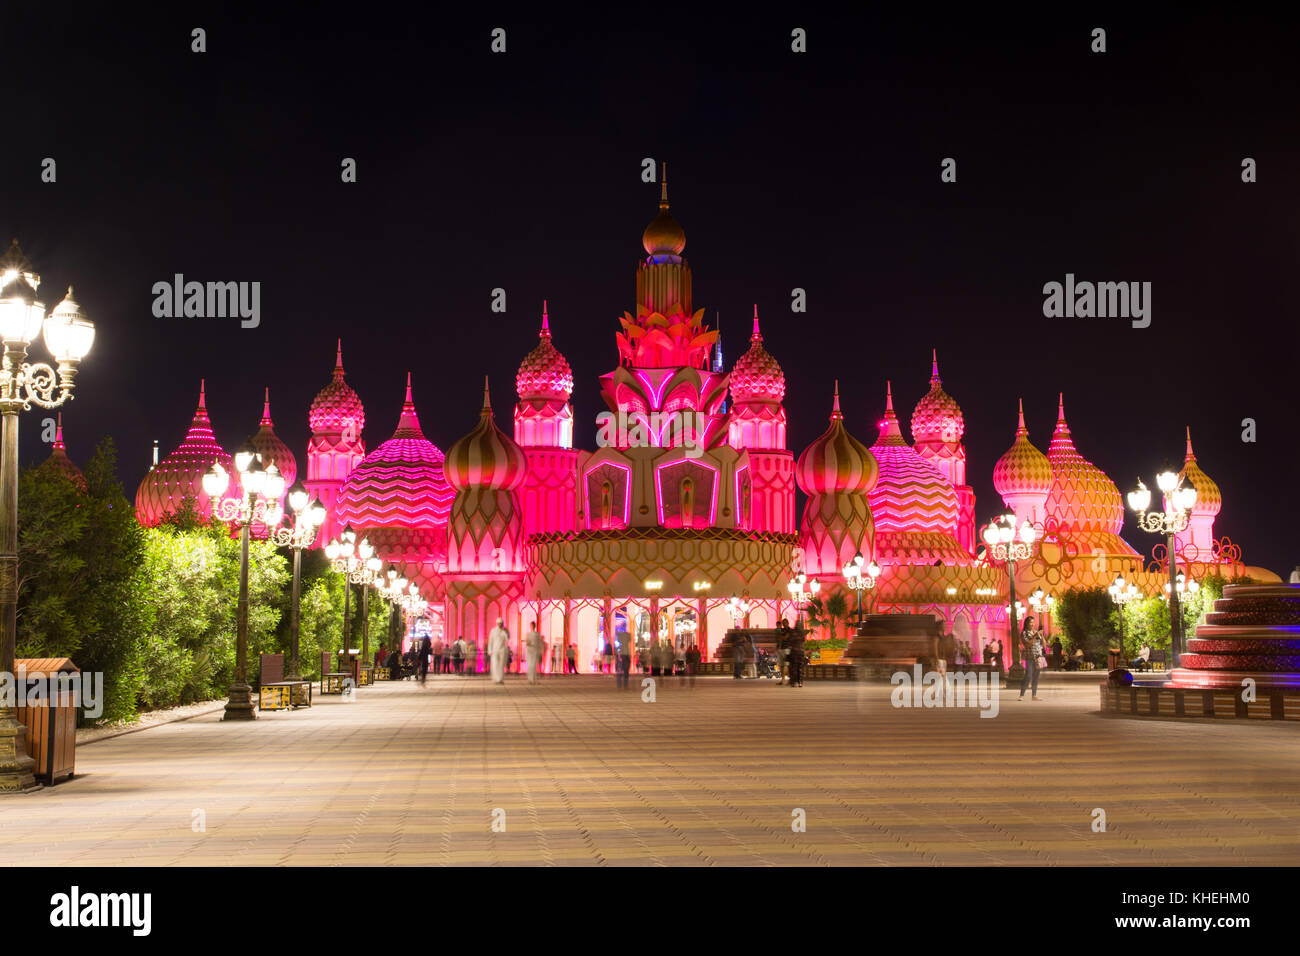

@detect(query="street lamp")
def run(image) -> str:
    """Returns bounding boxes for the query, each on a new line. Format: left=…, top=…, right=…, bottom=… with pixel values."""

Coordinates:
left=728, top=595, right=752, bottom=629
left=1028, top=587, right=1055, bottom=636
left=982, top=513, right=1037, bottom=671
left=786, top=572, right=820, bottom=632
left=266, top=483, right=327, bottom=681
left=1128, top=466, right=1198, bottom=669
left=324, top=527, right=380, bottom=674
left=204, top=448, right=287, bottom=721
left=1108, top=571, right=1140, bottom=650
left=842, top=553, right=882, bottom=625
left=0, top=256, right=95, bottom=792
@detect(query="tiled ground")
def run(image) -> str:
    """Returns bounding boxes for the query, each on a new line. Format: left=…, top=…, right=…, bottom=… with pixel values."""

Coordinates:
left=3, top=674, right=1299, bottom=866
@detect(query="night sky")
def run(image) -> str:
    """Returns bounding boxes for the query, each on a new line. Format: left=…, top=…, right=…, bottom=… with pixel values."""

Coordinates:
left=4, top=9, right=1297, bottom=575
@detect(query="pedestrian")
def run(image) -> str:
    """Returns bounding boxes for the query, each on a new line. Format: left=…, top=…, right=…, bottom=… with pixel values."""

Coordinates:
left=417, top=635, right=431, bottom=683
left=375, top=642, right=388, bottom=671
left=565, top=642, right=577, bottom=674
left=525, top=620, right=544, bottom=684
left=448, top=635, right=463, bottom=675
left=603, top=638, right=614, bottom=674
left=488, top=618, right=510, bottom=684
left=616, top=632, right=632, bottom=689
left=432, top=637, right=444, bottom=676
left=1019, top=616, right=1045, bottom=701
left=988, top=637, right=1003, bottom=672
left=733, top=638, right=745, bottom=679
left=744, top=634, right=758, bottom=679
left=465, top=637, right=477, bottom=675
left=775, top=620, right=790, bottom=684
left=685, top=643, right=701, bottom=688
left=787, top=639, right=806, bottom=687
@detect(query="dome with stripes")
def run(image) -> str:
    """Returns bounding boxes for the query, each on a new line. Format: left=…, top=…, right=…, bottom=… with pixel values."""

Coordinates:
left=447, top=378, right=529, bottom=492
left=795, top=382, right=877, bottom=496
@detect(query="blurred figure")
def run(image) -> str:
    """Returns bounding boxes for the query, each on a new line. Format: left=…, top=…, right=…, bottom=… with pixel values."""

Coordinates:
left=685, top=643, right=701, bottom=688
left=602, top=639, right=614, bottom=674
left=464, top=637, right=478, bottom=675
left=488, top=618, right=510, bottom=684
left=776, top=620, right=791, bottom=684
left=733, top=638, right=745, bottom=679
left=525, top=620, right=544, bottom=684
left=565, top=642, right=577, bottom=674
left=616, top=632, right=632, bottom=689
left=787, top=639, right=806, bottom=687
left=417, top=635, right=431, bottom=683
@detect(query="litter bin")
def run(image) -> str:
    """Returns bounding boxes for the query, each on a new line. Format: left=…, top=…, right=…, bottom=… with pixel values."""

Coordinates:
left=15, top=658, right=80, bottom=784
left=1106, top=648, right=1122, bottom=671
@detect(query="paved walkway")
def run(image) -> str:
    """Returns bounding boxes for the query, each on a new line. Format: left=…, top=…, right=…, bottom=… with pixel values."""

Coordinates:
left=3, top=675, right=1299, bottom=866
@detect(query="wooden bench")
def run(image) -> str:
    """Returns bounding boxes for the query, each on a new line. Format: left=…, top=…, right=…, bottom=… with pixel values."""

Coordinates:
left=358, top=665, right=374, bottom=687
left=258, top=681, right=313, bottom=711
left=320, top=673, right=352, bottom=695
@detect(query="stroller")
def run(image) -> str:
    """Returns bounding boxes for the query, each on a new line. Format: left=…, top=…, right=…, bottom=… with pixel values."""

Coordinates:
left=756, top=649, right=780, bottom=680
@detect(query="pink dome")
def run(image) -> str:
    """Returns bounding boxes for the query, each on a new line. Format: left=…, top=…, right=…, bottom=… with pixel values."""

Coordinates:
left=250, top=388, right=297, bottom=486
left=993, top=399, right=1053, bottom=498
left=516, top=303, right=574, bottom=401
left=729, top=306, right=785, bottom=404
left=910, top=350, right=964, bottom=444
left=135, top=381, right=232, bottom=526
left=868, top=382, right=959, bottom=535
left=309, top=340, right=365, bottom=434
left=447, top=379, right=529, bottom=492
left=1044, top=395, right=1124, bottom=534
left=39, top=414, right=85, bottom=491
left=335, top=374, right=453, bottom=530
left=1179, top=428, right=1221, bottom=517
left=795, top=382, right=877, bottom=496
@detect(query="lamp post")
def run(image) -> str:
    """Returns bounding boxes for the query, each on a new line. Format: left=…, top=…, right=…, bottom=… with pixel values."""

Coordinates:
left=0, top=259, right=95, bottom=792
left=728, top=595, right=752, bottom=629
left=981, top=513, right=1037, bottom=671
left=267, top=483, right=326, bottom=681
left=842, top=553, right=881, bottom=625
left=1108, top=572, right=1140, bottom=651
left=323, top=526, right=377, bottom=673
left=1028, top=587, right=1055, bottom=637
left=203, top=447, right=288, bottom=721
left=786, top=572, right=820, bottom=633
left=1127, top=467, right=1197, bottom=669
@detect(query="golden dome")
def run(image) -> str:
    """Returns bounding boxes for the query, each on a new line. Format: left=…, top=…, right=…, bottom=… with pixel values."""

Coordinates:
left=1179, top=427, right=1221, bottom=516
left=641, top=170, right=686, bottom=257
left=993, top=399, right=1053, bottom=498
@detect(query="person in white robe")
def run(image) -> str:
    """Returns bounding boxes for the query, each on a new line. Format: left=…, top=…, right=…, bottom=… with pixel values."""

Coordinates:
left=488, top=619, right=510, bottom=684
left=524, top=622, right=545, bottom=684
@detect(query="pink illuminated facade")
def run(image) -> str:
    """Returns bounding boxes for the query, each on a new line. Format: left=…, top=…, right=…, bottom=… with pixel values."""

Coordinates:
left=305, top=341, right=366, bottom=546
left=135, top=381, right=233, bottom=525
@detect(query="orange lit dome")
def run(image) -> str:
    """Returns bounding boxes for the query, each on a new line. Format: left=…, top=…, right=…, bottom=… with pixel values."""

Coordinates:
left=795, top=382, right=877, bottom=496
left=249, top=388, right=297, bottom=486
left=1043, top=395, right=1123, bottom=534
left=868, top=382, right=959, bottom=536
left=729, top=306, right=785, bottom=404
left=910, top=351, right=964, bottom=445
left=993, top=399, right=1053, bottom=499
left=309, top=340, right=365, bottom=434
left=516, top=302, right=574, bottom=401
left=1179, top=428, right=1221, bottom=517
left=447, top=379, right=529, bottom=493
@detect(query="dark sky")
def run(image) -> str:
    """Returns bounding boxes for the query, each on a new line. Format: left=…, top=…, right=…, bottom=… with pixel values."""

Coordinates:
left=3, top=8, right=1297, bottom=575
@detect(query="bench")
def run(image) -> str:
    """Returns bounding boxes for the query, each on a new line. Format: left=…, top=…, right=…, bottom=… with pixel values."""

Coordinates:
left=259, top=681, right=313, bottom=711
left=358, top=665, right=374, bottom=687
left=320, top=672, right=352, bottom=695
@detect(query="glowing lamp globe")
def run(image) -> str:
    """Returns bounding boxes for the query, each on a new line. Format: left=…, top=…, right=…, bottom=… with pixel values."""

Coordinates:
left=867, top=560, right=881, bottom=579
left=43, top=288, right=95, bottom=363
left=386, top=565, right=398, bottom=581
left=263, top=501, right=283, bottom=527
left=810, top=578, right=821, bottom=595
left=325, top=541, right=341, bottom=561
left=287, top=483, right=310, bottom=514
left=0, top=275, right=45, bottom=345
left=240, top=459, right=267, bottom=496
left=202, top=463, right=230, bottom=498
left=1156, top=469, right=1179, bottom=494
left=233, top=441, right=258, bottom=475
left=982, top=525, right=997, bottom=547
left=308, top=498, right=327, bottom=526
left=1175, top=485, right=1198, bottom=511
left=263, top=463, right=286, bottom=501
left=357, top=538, right=374, bottom=561
left=1019, top=521, right=1036, bottom=544
left=1127, top=484, right=1152, bottom=513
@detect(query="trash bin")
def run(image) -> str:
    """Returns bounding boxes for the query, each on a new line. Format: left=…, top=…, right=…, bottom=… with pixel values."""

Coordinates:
left=15, top=658, right=80, bottom=784
left=1106, top=648, right=1122, bottom=671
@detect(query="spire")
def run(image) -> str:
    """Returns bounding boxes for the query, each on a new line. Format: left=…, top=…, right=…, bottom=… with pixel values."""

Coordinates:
left=831, top=380, right=842, bottom=421
left=54, top=412, right=65, bottom=450
left=481, top=375, right=492, bottom=414
left=260, top=387, right=273, bottom=425
left=877, top=381, right=905, bottom=444
left=660, top=161, right=669, bottom=206
left=1185, top=426, right=1195, bottom=460
left=1017, top=397, right=1026, bottom=430
left=541, top=300, right=551, bottom=337
left=1057, top=392, right=1065, bottom=422
left=885, top=380, right=894, bottom=412
left=751, top=303, right=762, bottom=340
left=198, top=379, right=207, bottom=410
left=394, top=372, right=423, bottom=437
left=930, top=348, right=941, bottom=384
left=334, top=339, right=344, bottom=377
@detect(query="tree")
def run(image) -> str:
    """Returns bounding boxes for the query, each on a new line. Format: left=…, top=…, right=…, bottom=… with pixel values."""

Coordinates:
left=1055, top=586, right=1119, bottom=664
left=805, top=590, right=850, bottom=641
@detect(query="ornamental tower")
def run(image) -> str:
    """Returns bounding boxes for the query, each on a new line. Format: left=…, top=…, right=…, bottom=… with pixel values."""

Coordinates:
left=911, top=351, right=976, bottom=552
left=39, top=414, right=85, bottom=491
left=135, top=381, right=232, bottom=525
left=728, top=305, right=794, bottom=532
left=306, top=340, right=366, bottom=545
left=444, top=379, right=529, bottom=654
left=992, top=398, right=1053, bottom=526
left=248, top=388, right=297, bottom=538
left=795, top=382, right=877, bottom=576
left=514, top=302, right=580, bottom=535
left=1175, top=427, right=1221, bottom=558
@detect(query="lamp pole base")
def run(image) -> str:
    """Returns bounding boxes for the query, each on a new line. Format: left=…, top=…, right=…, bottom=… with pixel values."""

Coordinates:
left=0, top=714, right=39, bottom=792
left=222, top=683, right=257, bottom=721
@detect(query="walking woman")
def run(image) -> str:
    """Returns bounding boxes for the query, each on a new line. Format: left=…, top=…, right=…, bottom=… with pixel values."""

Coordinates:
left=1019, top=616, right=1046, bottom=701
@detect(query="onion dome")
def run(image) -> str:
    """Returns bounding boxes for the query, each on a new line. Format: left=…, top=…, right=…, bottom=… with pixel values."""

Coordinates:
left=135, top=381, right=233, bottom=525
left=309, top=339, right=365, bottom=434
left=729, top=305, right=785, bottom=404
left=993, top=398, right=1053, bottom=499
left=335, top=373, right=454, bottom=530
left=1179, top=427, right=1221, bottom=516
left=795, top=381, right=877, bottom=496
left=39, top=414, right=85, bottom=491
left=516, top=301, right=574, bottom=401
left=910, top=350, right=964, bottom=444
left=641, top=165, right=686, bottom=257
left=249, top=388, right=297, bottom=486
left=868, top=382, right=959, bottom=534
left=1043, top=394, right=1123, bottom=534
left=447, top=377, right=529, bottom=492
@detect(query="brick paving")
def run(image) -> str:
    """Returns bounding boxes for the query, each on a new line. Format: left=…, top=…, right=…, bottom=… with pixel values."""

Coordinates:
left=3, top=674, right=1299, bottom=866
